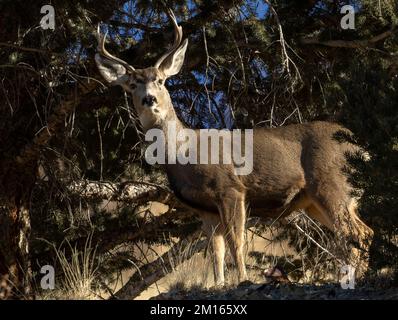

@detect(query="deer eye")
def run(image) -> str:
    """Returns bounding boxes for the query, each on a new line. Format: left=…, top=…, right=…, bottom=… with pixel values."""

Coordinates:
left=130, top=82, right=137, bottom=90
left=158, top=79, right=164, bottom=85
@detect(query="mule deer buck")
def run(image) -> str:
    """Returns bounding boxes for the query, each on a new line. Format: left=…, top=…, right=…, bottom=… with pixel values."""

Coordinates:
left=95, top=9, right=373, bottom=285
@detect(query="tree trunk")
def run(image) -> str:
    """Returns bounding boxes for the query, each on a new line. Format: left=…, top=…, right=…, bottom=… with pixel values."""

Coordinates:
left=0, top=163, right=36, bottom=300
left=0, top=82, right=96, bottom=300
left=0, top=203, right=32, bottom=299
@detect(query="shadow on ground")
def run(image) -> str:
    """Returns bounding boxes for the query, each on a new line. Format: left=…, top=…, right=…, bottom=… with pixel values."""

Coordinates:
left=152, top=281, right=398, bottom=300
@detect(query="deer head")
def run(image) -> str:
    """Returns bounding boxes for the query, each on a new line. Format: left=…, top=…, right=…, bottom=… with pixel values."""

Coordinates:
left=95, top=9, right=188, bottom=130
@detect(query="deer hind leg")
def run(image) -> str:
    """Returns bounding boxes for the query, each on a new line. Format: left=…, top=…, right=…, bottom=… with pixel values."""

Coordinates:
left=306, top=204, right=334, bottom=230
left=218, top=192, right=248, bottom=283
left=307, top=197, right=373, bottom=278
left=200, top=213, right=226, bottom=286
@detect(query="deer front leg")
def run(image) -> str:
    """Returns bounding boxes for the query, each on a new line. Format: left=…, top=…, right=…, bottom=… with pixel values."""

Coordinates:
left=219, top=192, right=248, bottom=283
left=200, top=213, right=226, bottom=286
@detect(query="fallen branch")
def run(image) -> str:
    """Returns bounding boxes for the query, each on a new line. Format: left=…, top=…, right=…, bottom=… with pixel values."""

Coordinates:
left=113, top=230, right=206, bottom=300
left=69, top=180, right=173, bottom=205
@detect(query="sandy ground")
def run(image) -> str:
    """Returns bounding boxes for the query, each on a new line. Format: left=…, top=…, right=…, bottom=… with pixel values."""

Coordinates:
left=101, top=201, right=300, bottom=300
left=111, top=229, right=296, bottom=299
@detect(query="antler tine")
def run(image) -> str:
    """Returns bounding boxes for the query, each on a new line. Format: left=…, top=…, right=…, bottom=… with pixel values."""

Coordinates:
left=154, top=8, right=183, bottom=68
left=96, top=24, right=135, bottom=72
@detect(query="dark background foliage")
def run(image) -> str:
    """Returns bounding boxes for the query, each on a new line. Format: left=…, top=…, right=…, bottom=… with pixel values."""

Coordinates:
left=0, top=0, right=397, bottom=298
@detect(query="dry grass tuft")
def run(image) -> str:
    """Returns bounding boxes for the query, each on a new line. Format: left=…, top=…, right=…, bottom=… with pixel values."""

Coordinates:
left=39, top=234, right=101, bottom=300
left=166, top=237, right=214, bottom=291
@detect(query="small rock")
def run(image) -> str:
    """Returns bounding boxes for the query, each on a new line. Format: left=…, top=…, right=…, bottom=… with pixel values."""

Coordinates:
left=263, top=266, right=291, bottom=284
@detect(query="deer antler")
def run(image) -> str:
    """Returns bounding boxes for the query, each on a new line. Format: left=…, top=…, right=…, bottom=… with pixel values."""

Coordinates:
left=96, top=25, right=135, bottom=72
left=154, top=8, right=183, bottom=68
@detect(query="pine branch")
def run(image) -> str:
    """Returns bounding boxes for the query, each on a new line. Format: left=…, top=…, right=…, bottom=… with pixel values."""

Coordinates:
left=16, top=81, right=99, bottom=166
left=0, top=42, right=60, bottom=56
left=300, top=28, right=395, bottom=49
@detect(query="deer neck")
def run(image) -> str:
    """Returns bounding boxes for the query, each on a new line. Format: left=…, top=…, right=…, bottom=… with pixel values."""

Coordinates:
left=162, top=103, right=186, bottom=138
left=140, top=100, right=188, bottom=160
left=159, top=104, right=189, bottom=173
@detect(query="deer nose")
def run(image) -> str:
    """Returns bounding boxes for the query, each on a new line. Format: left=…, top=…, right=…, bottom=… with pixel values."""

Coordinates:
left=142, top=95, right=157, bottom=107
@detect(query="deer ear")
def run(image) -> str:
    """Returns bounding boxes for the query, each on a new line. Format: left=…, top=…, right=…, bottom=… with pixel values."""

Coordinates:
left=95, top=53, right=129, bottom=86
left=159, top=39, right=188, bottom=78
